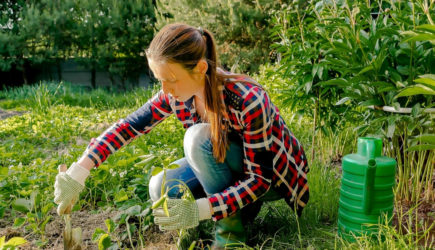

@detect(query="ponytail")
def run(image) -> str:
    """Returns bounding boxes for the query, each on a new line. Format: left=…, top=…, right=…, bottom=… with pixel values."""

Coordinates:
left=201, top=28, right=229, bottom=163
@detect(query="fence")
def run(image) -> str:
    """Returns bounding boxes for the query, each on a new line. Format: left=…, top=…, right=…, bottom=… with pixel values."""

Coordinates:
left=0, top=59, right=152, bottom=89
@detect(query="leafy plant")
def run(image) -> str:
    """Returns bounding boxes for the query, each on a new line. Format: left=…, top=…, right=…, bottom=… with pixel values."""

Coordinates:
left=270, top=0, right=434, bottom=204
left=0, top=236, right=27, bottom=250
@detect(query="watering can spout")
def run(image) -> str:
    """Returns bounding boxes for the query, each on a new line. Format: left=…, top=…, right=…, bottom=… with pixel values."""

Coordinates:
left=363, top=158, right=377, bottom=215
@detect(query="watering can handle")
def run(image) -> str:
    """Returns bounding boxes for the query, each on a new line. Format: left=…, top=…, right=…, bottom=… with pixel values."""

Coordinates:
left=363, top=159, right=376, bottom=214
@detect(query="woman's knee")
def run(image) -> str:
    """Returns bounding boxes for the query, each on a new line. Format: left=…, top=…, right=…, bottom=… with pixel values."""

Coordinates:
left=184, top=123, right=212, bottom=160
left=148, top=171, right=164, bottom=202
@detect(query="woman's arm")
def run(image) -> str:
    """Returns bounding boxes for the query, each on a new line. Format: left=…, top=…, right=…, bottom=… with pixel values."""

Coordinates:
left=79, top=90, right=173, bottom=168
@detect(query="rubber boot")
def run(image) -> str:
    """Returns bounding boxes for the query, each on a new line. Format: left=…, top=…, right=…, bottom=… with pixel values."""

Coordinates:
left=213, top=211, right=246, bottom=249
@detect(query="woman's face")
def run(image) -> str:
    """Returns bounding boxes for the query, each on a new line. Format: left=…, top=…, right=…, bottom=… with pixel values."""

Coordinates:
left=148, top=60, right=205, bottom=102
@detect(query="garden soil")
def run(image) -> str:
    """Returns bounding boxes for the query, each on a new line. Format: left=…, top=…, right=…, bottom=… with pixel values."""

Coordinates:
left=0, top=208, right=177, bottom=249
left=0, top=108, right=24, bottom=120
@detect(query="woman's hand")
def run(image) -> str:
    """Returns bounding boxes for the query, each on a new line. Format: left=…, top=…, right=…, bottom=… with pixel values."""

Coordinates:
left=153, top=198, right=211, bottom=231
left=54, top=163, right=89, bottom=216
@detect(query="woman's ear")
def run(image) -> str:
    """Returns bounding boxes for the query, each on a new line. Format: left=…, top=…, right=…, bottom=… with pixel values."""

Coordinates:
left=195, top=59, right=208, bottom=75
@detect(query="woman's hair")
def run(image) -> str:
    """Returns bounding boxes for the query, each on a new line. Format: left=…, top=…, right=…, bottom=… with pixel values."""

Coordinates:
left=146, top=23, right=251, bottom=162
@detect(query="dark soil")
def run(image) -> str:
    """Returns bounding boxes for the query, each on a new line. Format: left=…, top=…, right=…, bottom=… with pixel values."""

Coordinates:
left=392, top=199, right=435, bottom=246
left=0, top=208, right=177, bottom=249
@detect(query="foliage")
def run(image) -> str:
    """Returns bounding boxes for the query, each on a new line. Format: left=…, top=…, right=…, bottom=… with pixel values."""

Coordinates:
left=0, top=236, right=27, bottom=250
left=0, top=0, right=156, bottom=88
left=155, top=0, right=288, bottom=73
left=0, top=82, right=184, bottom=248
left=0, top=82, right=433, bottom=248
left=270, top=0, right=435, bottom=203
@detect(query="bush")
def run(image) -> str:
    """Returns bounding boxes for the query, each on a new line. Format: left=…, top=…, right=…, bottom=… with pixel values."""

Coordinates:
left=0, top=0, right=156, bottom=88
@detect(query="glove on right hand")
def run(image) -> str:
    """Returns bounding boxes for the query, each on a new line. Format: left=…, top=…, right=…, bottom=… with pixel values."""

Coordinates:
left=54, top=164, right=85, bottom=216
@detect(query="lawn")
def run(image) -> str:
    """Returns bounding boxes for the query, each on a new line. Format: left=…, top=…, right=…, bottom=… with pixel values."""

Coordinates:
left=0, top=82, right=433, bottom=249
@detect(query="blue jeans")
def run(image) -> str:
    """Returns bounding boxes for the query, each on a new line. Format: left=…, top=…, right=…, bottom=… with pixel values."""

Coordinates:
left=149, top=123, right=281, bottom=203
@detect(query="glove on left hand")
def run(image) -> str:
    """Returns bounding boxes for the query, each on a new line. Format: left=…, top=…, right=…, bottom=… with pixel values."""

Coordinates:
left=153, top=198, right=211, bottom=231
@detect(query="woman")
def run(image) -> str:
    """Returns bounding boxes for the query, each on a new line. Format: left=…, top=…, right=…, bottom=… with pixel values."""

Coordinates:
left=54, top=23, right=309, bottom=248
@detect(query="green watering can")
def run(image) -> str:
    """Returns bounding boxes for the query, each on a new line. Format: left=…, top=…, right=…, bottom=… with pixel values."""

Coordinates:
left=338, top=137, right=396, bottom=241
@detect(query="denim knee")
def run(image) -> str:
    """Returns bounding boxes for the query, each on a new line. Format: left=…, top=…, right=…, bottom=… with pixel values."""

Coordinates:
left=184, top=123, right=212, bottom=161
left=148, top=171, right=164, bottom=202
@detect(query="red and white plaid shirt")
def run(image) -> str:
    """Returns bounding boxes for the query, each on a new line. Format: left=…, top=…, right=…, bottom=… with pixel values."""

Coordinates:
left=84, top=77, right=309, bottom=221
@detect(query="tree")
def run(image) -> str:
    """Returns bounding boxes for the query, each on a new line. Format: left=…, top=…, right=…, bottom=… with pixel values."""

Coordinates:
left=155, top=0, right=288, bottom=73
left=1, top=0, right=157, bottom=88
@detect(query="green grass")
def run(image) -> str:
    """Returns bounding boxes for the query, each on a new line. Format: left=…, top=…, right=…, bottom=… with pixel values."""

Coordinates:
left=0, top=82, right=433, bottom=249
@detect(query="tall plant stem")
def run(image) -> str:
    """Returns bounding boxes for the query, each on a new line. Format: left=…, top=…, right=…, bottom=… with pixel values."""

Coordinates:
left=296, top=5, right=306, bottom=50
left=311, top=90, right=320, bottom=161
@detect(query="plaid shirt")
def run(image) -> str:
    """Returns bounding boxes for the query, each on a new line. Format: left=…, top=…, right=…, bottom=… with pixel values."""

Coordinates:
left=84, top=78, right=309, bottom=221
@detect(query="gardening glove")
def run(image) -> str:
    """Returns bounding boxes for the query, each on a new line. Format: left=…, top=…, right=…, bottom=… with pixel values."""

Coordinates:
left=153, top=198, right=212, bottom=231
left=54, top=163, right=90, bottom=216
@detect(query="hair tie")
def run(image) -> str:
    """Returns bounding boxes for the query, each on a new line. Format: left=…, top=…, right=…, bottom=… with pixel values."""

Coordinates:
left=197, top=27, right=204, bottom=36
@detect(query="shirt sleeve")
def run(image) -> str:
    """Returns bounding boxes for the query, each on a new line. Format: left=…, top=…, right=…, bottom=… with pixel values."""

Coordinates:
left=208, top=86, right=274, bottom=221
left=83, top=90, right=173, bottom=167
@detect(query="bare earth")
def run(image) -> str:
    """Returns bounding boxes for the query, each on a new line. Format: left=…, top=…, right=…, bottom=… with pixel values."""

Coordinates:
left=0, top=108, right=25, bottom=120
left=0, top=208, right=178, bottom=249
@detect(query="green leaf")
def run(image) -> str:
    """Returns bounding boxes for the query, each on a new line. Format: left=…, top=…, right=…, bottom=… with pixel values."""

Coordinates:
left=42, top=203, right=54, bottom=215
left=411, top=134, right=435, bottom=144
left=397, top=65, right=409, bottom=75
left=403, top=34, right=435, bottom=43
left=358, top=65, right=374, bottom=75
left=0, top=167, right=8, bottom=176
left=151, top=194, right=167, bottom=209
left=304, top=77, right=313, bottom=94
left=395, top=84, right=435, bottom=98
left=335, top=97, right=350, bottom=105
left=166, top=163, right=180, bottom=170
left=188, top=241, right=197, bottom=250
left=92, top=228, right=106, bottom=241
left=163, top=199, right=170, bottom=217
left=414, top=77, right=435, bottom=88
left=387, top=116, right=396, bottom=138
left=411, top=103, right=421, bottom=117
left=418, top=74, right=435, bottom=81
left=40, top=215, right=52, bottom=232
left=114, top=189, right=128, bottom=203
left=151, top=166, right=163, bottom=176
left=5, top=237, right=27, bottom=246
left=359, top=99, right=383, bottom=106
left=124, top=205, right=141, bottom=216
left=318, top=78, right=348, bottom=87
left=105, top=219, right=116, bottom=233
left=30, top=191, right=41, bottom=209
left=13, top=217, right=26, bottom=228
left=98, top=234, right=112, bottom=250
left=12, top=199, right=32, bottom=213
left=416, top=24, right=435, bottom=34
left=406, top=144, right=435, bottom=151
left=134, top=155, right=156, bottom=167
left=312, top=64, right=319, bottom=78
